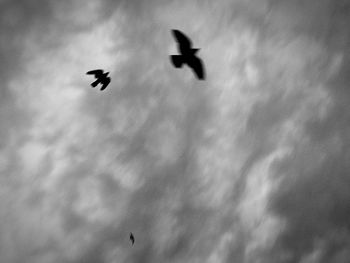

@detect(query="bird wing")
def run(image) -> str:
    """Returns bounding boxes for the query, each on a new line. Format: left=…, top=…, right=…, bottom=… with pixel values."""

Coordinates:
left=100, top=77, right=111, bottom=90
left=187, top=56, right=205, bottom=80
left=86, top=69, right=104, bottom=77
left=172, top=29, right=192, bottom=53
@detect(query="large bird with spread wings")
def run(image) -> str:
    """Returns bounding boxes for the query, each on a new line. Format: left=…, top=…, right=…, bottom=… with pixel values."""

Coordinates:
left=170, top=29, right=205, bottom=80
left=86, top=69, right=111, bottom=90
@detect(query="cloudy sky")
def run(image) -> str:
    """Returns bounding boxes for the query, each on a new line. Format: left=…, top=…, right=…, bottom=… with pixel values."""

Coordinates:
left=0, top=0, right=349, bottom=262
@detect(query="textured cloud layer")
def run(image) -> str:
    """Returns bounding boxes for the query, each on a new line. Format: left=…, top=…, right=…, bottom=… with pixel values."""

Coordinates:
left=0, top=0, right=349, bottom=263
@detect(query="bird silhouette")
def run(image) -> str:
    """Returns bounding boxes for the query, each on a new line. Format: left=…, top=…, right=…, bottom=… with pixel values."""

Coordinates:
left=86, top=69, right=111, bottom=90
left=170, top=29, right=205, bottom=80
left=129, top=232, right=135, bottom=245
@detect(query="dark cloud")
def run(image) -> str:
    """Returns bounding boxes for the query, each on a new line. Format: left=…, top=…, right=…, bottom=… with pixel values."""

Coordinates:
left=1, top=0, right=350, bottom=263
left=0, top=0, right=55, bottom=147
left=0, top=0, right=54, bottom=79
left=265, top=1, right=350, bottom=263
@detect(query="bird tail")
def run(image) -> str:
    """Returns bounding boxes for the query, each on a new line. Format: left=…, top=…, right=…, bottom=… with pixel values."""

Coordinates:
left=170, top=55, right=184, bottom=68
left=91, top=80, right=99, bottom=87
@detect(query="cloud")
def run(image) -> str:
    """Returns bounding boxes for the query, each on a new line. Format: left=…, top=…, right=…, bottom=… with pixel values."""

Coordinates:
left=0, top=0, right=349, bottom=263
left=263, top=1, right=350, bottom=263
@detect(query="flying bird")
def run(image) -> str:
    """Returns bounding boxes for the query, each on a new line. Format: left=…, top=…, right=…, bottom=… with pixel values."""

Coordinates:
left=170, top=29, right=205, bottom=80
left=86, top=69, right=111, bottom=90
left=129, top=232, right=135, bottom=245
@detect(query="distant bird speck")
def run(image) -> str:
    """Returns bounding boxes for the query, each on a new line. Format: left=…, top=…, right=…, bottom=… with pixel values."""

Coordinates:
left=86, top=69, right=111, bottom=90
left=170, top=29, right=205, bottom=80
left=130, top=232, right=135, bottom=245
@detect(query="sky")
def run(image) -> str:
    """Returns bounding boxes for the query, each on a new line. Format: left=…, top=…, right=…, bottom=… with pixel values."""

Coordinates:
left=0, top=0, right=349, bottom=262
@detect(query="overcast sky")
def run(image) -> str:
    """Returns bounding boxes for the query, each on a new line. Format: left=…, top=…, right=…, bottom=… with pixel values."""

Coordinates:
left=0, top=0, right=349, bottom=262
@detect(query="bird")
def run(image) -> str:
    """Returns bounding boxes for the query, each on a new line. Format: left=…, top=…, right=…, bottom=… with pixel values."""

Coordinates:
left=129, top=232, right=135, bottom=245
left=170, top=29, right=205, bottom=80
left=86, top=69, right=111, bottom=90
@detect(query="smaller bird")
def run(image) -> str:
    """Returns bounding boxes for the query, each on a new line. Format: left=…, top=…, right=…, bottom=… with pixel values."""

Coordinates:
left=86, top=69, right=111, bottom=90
left=129, top=232, right=135, bottom=245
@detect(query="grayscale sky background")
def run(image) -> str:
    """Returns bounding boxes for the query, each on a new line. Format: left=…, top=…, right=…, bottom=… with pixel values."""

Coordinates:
left=0, top=0, right=349, bottom=262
